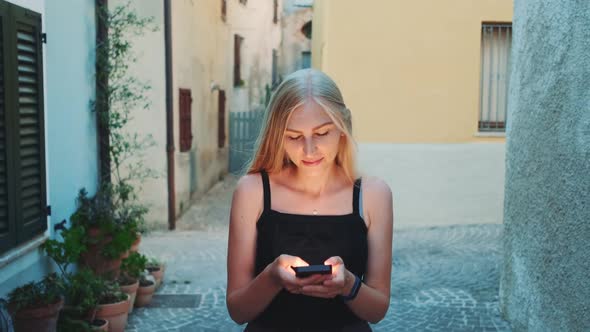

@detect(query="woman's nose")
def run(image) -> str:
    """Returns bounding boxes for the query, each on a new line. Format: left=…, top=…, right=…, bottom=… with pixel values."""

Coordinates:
left=303, top=137, right=316, bottom=156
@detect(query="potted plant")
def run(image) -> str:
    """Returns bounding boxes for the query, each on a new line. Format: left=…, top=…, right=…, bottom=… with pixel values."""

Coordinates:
left=42, top=226, right=113, bottom=332
left=146, top=256, right=165, bottom=289
left=134, top=274, right=156, bottom=308
left=70, top=188, right=136, bottom=279
left=118, top=252, right=147, bottom=312
left=59, top=268, right=108, bottom=328
left=94, top=282, right=130, bottom=332
left=7, top=273, right=64, bottom=332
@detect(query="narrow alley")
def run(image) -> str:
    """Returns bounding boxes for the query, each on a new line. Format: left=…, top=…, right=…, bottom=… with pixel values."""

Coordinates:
left=127, top=174, right=511, bottom=332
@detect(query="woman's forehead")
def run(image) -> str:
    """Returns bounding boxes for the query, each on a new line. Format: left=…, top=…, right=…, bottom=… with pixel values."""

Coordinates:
left=287, top=101, right=332, bottom=129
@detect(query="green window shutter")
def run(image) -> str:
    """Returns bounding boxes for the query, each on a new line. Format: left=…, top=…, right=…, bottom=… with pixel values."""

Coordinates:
left=0, top=1, right=18, bottom=253
left=12, top=5, right=46, bottom=244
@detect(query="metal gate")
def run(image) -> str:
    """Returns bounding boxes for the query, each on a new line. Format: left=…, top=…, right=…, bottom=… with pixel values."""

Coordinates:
left=229, top=109, right=265, bottom=174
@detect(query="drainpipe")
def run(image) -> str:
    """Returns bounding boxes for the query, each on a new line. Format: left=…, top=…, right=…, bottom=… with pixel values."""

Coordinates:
left=164, top=0, right=176, bottom=230
left=96, top=0, right=111, bottom=185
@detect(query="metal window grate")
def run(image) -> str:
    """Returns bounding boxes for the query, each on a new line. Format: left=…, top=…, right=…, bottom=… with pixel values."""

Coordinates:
left=479, top=23, right=512, bottom=132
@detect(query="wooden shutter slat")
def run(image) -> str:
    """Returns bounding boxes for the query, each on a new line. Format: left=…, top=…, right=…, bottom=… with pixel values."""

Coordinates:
left=22, top=205, right=41, bottom=222
left=20, top=165, right=37, bottom=178
left=18, top=74, right=34, bottom=84
left=21, top=146, right=39, bottom=158
left=21, top=183, right=39, bottom=196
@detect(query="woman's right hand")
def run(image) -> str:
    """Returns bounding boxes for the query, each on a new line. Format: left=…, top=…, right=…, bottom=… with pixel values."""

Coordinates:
left=267, top=254, right=331, bottom=295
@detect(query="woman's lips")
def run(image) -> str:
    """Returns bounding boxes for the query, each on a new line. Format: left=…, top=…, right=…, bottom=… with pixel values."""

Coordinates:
left=301, top=158, right=323, bottom=166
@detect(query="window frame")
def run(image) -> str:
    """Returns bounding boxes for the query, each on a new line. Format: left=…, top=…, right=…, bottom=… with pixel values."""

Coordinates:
left=478, top=22, right=512, bottom=133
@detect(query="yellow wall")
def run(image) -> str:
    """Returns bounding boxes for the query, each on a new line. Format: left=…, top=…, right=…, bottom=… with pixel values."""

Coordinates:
left=312, top=0, right=513, bottom=143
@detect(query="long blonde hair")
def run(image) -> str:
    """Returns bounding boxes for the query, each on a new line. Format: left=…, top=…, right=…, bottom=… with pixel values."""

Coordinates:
left=245, top=69, right=358, bottom=184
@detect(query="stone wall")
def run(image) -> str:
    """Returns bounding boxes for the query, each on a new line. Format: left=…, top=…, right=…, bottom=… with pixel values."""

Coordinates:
left=500, top=1, right=590, bottom=331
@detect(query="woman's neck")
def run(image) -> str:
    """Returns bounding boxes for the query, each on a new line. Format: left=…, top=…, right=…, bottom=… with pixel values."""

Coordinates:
left=284, top=164, right=343, bottom=198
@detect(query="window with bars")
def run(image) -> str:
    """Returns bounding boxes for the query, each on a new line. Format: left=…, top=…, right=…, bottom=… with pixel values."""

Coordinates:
left=0, top=1, right=47, bottom=254
left=179, top=88, right=193, bottom=152
left=479, top=23, right=512, bottom=132
left=218, top=90, right=226, bottom=148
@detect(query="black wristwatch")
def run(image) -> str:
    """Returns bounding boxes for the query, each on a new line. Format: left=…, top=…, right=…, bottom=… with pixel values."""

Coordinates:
left=339, top=274, right=361, bottom=302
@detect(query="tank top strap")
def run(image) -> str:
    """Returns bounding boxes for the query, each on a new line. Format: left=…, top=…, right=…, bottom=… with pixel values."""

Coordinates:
left=352, top=177, right=362, bottom=216
left=260, top=170, right=271, bottom=212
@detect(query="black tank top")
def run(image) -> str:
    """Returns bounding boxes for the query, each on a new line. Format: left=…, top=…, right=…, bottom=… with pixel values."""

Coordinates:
left=248, top=170, right=369, bottom=330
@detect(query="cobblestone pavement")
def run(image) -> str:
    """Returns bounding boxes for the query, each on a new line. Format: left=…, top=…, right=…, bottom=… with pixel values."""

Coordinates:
left=127, top=176, right=512, bottom=332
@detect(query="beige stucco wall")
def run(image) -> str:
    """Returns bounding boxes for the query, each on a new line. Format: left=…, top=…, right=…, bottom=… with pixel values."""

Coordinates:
left=312, top=0, right=513, bottom=143
left=172, top=0, right=231, bottom=218
left=114, top=0, right=168, bottom=229
left=228, top=0, right=282, bottom=112
left=279, top=0, right=313, bottom=78
left=119, top=0, right=233, bottom=227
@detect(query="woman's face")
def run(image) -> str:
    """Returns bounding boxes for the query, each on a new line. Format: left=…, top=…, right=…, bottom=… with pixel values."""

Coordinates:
left=283, top=101, right=343, bottom=173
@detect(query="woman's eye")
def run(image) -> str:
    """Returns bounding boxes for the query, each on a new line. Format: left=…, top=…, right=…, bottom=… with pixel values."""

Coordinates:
left=316, top=131, right=329, bottom=136
left=288, top=136, right=302, bottom=140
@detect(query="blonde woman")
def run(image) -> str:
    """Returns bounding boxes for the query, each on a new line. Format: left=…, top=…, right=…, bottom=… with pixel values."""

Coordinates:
left=226, top=69, right=393, bottom=331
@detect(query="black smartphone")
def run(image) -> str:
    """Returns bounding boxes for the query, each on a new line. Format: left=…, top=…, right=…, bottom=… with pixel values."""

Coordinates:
left=291, top=264, right=332, bottom=278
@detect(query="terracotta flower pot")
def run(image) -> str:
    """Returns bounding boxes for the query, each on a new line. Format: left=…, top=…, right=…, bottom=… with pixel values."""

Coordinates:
left=130, top=233, right=141, bottom=253
left=134, top=280, right=156, bottom=308
left=118, top=280, right=139, bottom=313
left=10, top=297, right=64, bottom=332
left=95, top=294, right=130, bottom=332
left=147, top=264, right=165, bottom=289
left=81, top=227, right=123, bottom=278
left=61, top=304, right=97, bottom=323
left=91, top=318, right=109, bottom=331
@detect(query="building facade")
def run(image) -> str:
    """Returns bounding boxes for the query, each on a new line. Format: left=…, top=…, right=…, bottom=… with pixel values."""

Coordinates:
left=312, top=0, right=513, bottom=229
left=0, top=0, right=99, bottom=297
left=279, top=0, right=313, bottom=80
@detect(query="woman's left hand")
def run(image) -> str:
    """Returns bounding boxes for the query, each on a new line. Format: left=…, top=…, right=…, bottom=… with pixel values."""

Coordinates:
left=299, top=256, right=354, bottom=298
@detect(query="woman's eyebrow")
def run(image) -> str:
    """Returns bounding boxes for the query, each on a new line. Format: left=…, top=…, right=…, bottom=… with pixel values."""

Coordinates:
left=285, top=121, right=333, bottom=133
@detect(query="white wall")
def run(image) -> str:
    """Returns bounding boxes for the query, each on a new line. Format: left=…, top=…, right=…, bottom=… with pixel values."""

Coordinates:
left=358, top=143, right=506, bottom=229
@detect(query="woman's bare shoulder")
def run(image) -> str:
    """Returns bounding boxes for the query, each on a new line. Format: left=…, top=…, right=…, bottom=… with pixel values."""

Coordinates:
left=361, top=175, right=392, bottom=199
left=361, top=176, right=393, bottom=225
left=235, top=172, right=263, bottom=193
left=231, top=173, right=264, bottom=220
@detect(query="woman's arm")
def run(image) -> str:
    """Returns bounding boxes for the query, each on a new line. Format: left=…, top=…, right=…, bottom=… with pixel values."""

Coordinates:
left=226, top=174, right=281, bottom=324
left=343, top=177, right=393, bottom=323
